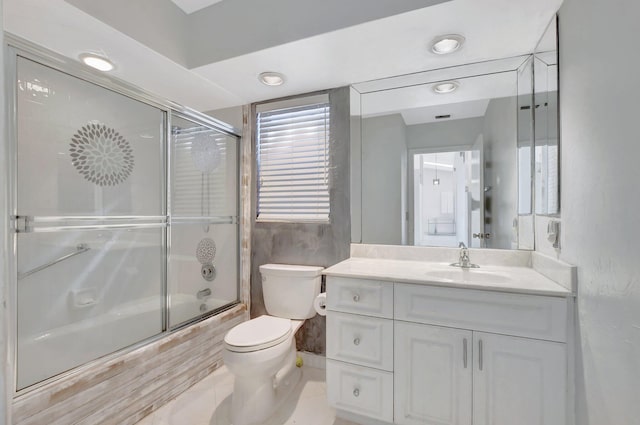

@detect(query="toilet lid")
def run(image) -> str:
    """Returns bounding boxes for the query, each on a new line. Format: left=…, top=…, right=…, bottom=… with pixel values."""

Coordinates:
left=224, top=315, right=292, bottom=353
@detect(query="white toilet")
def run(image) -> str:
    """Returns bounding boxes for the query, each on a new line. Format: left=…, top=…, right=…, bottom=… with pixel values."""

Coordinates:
left=223, top=263, right=323, bottom=425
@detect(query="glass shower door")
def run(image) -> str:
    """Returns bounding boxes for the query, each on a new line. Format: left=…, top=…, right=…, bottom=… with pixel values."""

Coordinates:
left=168, top=114, right=239, bottom=328
left=15, top=57, right=166, bottom=390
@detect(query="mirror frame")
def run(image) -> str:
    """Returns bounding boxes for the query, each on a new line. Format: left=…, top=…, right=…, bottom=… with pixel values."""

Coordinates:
left=350, top=56, right=540, bottom=250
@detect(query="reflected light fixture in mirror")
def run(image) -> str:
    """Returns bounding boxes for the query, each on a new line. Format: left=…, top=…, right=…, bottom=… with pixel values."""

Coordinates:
left=431, top=34, right=465, bottom=54
left=433, top=81, right=459, bottom=94
left=258, top=72, right=285, bottom=86
left=79, top=53, right=114, bottom=72
left=433, top=153, right=440, bottom=185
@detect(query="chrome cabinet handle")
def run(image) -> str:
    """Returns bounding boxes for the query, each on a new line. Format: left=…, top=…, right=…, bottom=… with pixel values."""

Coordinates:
left=479, top=339, right=483, bottom=371
left=463, top=338, right=468, bottom=368
left=353, top=338, right=360, bottom=346
left=352, top=294, right=360, bottom=302
left=353, top=388, right=360, bottom=397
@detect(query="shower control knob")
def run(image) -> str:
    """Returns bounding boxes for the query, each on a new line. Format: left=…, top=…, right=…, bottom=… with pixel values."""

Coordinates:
left=353, top=294, right=360, bottom=302
left=201, top=264, right=216, bottom=282
left=353, top=388, right=360, bottom=397
left=353, top=338, right=360, bottom=346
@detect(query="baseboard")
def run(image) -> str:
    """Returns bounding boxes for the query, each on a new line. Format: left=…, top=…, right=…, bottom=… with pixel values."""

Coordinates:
left=297, top=351, right=326, bottom=370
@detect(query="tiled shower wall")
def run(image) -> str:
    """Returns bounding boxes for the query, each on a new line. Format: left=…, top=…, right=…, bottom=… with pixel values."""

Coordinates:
left=250, top=87, right=351, bottom=354
left=12, top=306, right=247, bottom=425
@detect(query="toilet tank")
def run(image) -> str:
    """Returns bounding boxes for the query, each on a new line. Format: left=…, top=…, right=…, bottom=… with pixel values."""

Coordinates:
left=259, top=264, right=324, bottom=319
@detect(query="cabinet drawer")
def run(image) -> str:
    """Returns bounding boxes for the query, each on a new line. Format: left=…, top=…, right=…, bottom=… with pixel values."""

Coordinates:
left=327, top=277, right=393, bottom=318
left=327, top=359, right=394, bottom=423
left=395, top=284, right=568, bottom=342
left=327, top=312, right=393, bottom=371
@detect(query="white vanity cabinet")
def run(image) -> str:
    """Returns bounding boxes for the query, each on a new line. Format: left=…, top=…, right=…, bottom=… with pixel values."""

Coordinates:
left=326, top=277, right=570, bottom=425
left=395, top=283, right=568, bottom=425
left=326, top=276, right=395, bottom=423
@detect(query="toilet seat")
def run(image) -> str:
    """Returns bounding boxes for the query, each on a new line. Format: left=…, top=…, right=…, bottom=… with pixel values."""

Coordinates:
left=224, top=315, right=292, bottom=353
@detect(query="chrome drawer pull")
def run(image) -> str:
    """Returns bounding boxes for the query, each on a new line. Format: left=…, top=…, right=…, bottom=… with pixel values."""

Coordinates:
left=353, top=388, right=360, bottom=397
left=353, top=294, right=360, bottom=302
left=479, top=339, right=484, bottom=371
left=463, top=338, right=468, bottom=368
left=353, top=338, right=360, bottom=346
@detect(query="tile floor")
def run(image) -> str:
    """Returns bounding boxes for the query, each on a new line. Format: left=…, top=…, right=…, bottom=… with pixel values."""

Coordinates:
left=135, top=364, right=358, bottom=425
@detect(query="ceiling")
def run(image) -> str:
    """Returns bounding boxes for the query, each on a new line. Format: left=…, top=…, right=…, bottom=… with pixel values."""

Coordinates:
left=3, top=0, right=563, bottom=114
left=171, top=0, right=224, bottom=14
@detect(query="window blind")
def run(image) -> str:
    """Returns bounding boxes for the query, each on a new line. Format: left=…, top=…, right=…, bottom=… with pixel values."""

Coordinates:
left=257, top=102, right=330, bottom=222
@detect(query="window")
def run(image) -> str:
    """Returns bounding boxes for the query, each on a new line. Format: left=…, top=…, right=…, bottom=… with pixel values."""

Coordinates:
left=256, top=97, right=330, bottom=222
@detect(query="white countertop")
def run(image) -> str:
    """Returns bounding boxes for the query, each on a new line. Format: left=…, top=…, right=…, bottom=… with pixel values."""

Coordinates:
left=323, top=257, right=572, bottom=297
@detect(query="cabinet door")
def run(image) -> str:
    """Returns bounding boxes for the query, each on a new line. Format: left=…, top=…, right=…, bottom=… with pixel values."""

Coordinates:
left=394, top=322, right=472, bottom=425
left=473, top=332, right=567, bottom=425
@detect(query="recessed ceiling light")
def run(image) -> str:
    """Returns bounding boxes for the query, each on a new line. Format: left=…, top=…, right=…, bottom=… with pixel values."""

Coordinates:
left=433, top=81, right=459, bottom=94
left=79, top=53, right=115, bottom=72
left=431, top=34, right=465, bottom=55
left=258, top=72, right=285, bottom=86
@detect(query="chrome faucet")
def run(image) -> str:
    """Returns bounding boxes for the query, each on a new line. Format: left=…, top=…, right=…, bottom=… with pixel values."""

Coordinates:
left=450, top=242, right=479, bottom=268
left=197, top=288, right=212, bottom=300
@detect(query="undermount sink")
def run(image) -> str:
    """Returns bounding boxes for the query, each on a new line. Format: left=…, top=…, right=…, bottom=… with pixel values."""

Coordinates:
left=426, top=269, right=511, bottom=284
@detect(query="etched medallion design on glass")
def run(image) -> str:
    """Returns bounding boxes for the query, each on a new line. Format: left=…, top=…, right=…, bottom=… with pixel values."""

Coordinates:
left=196, top=237, right=217, bottom=264
left=196, top=237, right=217, bottom=282
left=69, top=123, right=135, bottom=186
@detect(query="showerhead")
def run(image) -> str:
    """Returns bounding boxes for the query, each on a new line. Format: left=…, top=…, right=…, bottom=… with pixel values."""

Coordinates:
left=191, top=133, right=222, bottom=174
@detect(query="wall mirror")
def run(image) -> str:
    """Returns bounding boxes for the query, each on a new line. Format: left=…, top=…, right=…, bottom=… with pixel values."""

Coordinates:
left=534, top=16, right=560, bottom=216
left=350, top=54, right=540, bottom=250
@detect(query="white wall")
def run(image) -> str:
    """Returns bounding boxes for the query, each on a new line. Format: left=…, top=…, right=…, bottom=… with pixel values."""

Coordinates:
left=406, top=117, right=483, bottom=150
left=558, top=0, right=640, bottom=423
left=361, top=114, right=407, bottom=244
left=205, top=105, right=244, bottom=131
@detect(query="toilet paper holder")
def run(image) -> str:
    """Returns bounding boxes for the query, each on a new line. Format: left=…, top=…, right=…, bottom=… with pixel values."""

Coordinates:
left=318, top=297, right=326, bottom=309
left=314, top=292, right=327, bottom=316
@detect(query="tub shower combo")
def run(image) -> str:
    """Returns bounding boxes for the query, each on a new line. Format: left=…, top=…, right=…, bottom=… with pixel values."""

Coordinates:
left=10, top=51, right=240, bottom=392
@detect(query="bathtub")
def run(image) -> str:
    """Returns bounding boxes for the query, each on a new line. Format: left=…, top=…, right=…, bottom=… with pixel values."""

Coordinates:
left=17, top=294, right=232, bottom=390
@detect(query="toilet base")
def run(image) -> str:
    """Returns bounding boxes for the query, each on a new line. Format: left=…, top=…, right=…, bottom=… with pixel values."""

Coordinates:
left=230, top=344, right=301, bottom=425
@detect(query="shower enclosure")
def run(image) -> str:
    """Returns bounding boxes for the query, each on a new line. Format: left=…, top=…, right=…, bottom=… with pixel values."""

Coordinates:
left=9, top=46, right=240, bottom=392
